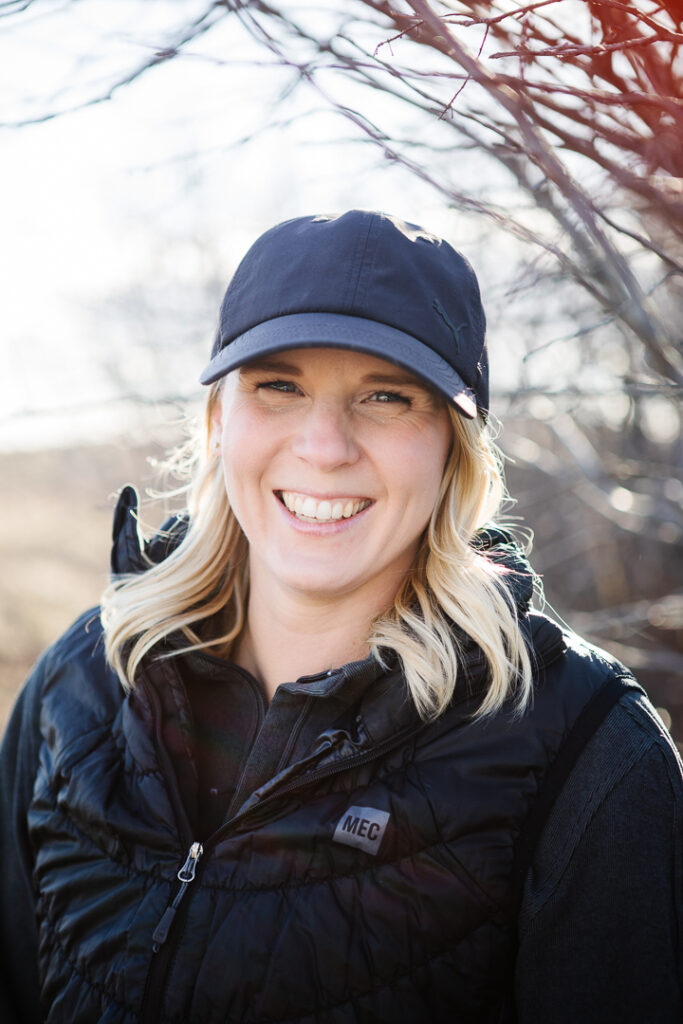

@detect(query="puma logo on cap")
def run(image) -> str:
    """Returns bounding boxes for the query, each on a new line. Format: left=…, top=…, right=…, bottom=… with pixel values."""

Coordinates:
left=333, top=806, right=390, bottom=855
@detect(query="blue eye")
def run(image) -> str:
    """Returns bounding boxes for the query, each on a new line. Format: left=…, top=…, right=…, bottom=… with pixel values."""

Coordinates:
left=257, top=379, right=298, bottom=393
left=370, top=390, right=412, bottom=405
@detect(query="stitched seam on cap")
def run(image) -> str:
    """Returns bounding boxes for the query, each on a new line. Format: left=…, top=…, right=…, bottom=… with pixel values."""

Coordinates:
left=347, top=214, right=377, bottom=309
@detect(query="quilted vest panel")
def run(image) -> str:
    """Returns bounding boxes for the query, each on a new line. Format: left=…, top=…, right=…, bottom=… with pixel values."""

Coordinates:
left=29, top=613, right=624, bottom=1023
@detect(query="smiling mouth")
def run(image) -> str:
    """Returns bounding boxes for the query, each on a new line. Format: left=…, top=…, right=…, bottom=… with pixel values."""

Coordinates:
left=277, top=491, right=372, bottom=523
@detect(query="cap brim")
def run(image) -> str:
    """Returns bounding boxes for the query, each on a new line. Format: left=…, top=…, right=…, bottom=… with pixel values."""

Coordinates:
left=199, top=313, right=478, bottom=419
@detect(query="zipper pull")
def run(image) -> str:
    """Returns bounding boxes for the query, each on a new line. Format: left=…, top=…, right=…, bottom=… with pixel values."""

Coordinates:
left=177, top=841, right=203, bottom=883
left=152, top=841, right=203, bottom=952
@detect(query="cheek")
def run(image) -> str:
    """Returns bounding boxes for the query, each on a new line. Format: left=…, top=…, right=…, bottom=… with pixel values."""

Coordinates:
left=400, top=441, right=450, bottom=539
left=218, top=419, right=254, bottom=509
left=218, top=415, right=281, bottom=519
left=392, top=427, right=450, bottom=502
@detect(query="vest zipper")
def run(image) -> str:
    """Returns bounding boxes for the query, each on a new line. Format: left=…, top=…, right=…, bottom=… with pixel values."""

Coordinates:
left=140, top=839, right=204, bottom=1024
left=151, top=841, right=203, bottom=951
left=140, top=677, right=424, bottom=1023
left=139, top=676, right=198, bottom=1024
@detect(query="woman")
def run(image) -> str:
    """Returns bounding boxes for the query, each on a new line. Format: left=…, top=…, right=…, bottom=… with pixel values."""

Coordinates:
left=1, top=210, right=681, bottom=1024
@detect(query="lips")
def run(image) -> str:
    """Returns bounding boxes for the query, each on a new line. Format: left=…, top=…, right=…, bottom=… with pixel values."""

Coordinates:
left=277, top=491, right=372, bottom=523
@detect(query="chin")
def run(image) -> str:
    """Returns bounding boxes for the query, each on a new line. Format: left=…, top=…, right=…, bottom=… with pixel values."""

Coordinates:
left=286, top=576, right=356, bottom=599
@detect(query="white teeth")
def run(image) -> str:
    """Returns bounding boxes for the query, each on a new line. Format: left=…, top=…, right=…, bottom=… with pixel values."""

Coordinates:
left=280, top=492, right=370, bottom=522
left=317, top=500, right=332, bottom=521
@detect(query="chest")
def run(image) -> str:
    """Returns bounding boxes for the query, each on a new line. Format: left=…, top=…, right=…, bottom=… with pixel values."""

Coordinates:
left=30, top=714, right=539, bottom=1023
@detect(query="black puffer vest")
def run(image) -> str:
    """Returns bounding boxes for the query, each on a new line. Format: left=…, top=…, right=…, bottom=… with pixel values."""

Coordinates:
left=28, top=493, right=636, bottom=1023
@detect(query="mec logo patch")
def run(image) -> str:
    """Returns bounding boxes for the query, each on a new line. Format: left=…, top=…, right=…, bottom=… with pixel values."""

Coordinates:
left=333, top=806, right=390, bottom=855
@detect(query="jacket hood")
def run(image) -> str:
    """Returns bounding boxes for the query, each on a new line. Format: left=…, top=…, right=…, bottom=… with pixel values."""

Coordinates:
left=472, top=524, right=536, bottom=617
left=110, top=485, right=189, bottom=577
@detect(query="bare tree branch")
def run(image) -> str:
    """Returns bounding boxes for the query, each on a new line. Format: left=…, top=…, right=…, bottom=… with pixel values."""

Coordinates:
left=0, top=2, right=222, bottom=127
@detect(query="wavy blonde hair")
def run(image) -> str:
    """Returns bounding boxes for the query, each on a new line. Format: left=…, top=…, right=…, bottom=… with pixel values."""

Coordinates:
left=101, top=383, right=533, bottom=720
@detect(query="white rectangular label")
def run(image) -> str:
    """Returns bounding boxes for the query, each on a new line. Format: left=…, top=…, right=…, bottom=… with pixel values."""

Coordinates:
left=333, top=805, right=390, bottom=855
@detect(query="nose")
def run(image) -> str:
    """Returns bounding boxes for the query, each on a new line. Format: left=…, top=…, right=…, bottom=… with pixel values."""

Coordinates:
left=290, top=399, right=361, bottom=471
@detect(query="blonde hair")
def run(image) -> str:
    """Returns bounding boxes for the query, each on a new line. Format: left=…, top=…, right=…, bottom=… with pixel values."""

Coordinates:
left=101, top=385, right=533, bottom=720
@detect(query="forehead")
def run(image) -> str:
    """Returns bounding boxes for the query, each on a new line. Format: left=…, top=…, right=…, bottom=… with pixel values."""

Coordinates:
left=238, top=346, right=433, bottom=388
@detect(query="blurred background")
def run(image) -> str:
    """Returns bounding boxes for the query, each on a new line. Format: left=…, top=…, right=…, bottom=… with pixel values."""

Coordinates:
left=1, top=0, right=681, bottom=747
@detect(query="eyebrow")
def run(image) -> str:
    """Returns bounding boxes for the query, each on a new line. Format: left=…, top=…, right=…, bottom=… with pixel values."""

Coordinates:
left=240, top=358, right=303, bottom=375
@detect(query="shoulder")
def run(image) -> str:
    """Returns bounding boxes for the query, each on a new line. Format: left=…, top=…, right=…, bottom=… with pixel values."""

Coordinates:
left=36, top=607, right=116, bottom=704
left=43, top=606, right=106, bottom=668
left=524, top=614, right=649, bottom=743
left=530, top=611, right=635, bottom=689
left=516, top=687, right=683, bottom=1020
left=563, top=685, right=683, bottom=831
left=525, top=615, right=681, bottom=842
left=1, top=606, right=120, bottom=831
left=4, top=609, right=108, bottom=724
left=4, top=608, right=124, bottom=766
left=522, top=685, right=683, bottom=926
left=510, top=616, right=681, bottom=890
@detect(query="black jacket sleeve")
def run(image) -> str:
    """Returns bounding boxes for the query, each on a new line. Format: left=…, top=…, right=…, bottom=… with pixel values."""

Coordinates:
left=0, top=656, right=49, bottom=1024
left=516, top=693, right=683, bottom=1023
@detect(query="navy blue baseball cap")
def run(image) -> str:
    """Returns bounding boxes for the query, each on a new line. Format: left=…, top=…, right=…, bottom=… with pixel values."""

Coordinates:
left=200, top=211, right=488, bottom=419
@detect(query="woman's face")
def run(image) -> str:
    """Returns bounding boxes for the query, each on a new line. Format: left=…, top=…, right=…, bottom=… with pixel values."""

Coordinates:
left=214, top=347, right=452, bottom=607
